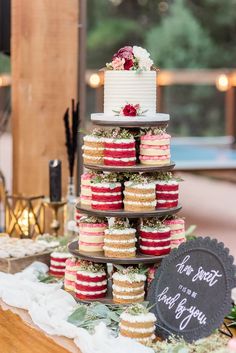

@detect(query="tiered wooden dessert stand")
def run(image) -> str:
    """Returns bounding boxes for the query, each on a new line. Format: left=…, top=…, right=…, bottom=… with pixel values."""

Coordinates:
left=68, top=115, right=182, bottom=304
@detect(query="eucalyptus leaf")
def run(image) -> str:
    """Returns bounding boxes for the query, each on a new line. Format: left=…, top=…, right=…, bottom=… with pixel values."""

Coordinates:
left=67, top=306, right=87, bottom=326
left=89, top=302, right=110, bottom=318
left=107, top=310, right=120, bottom=322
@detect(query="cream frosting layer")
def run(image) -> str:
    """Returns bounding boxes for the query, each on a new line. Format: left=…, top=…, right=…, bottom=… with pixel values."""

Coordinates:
left=120, top=312, right=156, bottom=323
left=104, top=228, right=136, bottom=235
left=113, top=272, right=146, bottom=282
left=104, top=238, right=136, bottom=244
left=114, top=293, right=144, bottom=300
left=119, top=325, right=155, bottom=333
left=75, top=289, right=107, bottom=295
left=104, top=71, right=156, bottom=116
left=77, top=270, right=105, bottom=277
left=76, top=280, right=107, bottom=286
left=103, top=246, right=136, bottom=252
left=112, top=284, right=143, bottom=292
left=125, top=182, right=155, bottom=189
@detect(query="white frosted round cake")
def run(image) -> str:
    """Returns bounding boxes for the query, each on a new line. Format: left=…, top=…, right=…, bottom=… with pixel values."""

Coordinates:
left=91, top=45, right=169, bottom=123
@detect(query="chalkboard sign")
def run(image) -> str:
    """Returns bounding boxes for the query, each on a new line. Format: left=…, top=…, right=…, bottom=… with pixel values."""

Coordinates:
left=147, top=237, right=236, bottom=342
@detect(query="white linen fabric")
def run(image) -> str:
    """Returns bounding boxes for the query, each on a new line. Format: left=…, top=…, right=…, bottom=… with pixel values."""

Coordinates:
left=0, top=262, right=154, bottom=353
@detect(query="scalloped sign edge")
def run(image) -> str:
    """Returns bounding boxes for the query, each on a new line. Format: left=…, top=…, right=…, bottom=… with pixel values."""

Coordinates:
left=147, top=236, right=236, bottom=343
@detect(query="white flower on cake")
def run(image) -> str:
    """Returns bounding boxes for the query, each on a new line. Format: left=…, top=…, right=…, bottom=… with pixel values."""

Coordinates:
left=133, top=46, right=153, bottom=71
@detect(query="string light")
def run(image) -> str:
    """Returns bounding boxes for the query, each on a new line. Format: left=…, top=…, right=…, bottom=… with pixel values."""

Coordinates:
left=89, top=73, right=101, bottom=88
left=216, top=74, right=230, bottom=92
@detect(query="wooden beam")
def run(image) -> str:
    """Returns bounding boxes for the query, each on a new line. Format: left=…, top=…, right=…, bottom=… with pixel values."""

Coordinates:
left=11, top=0, right=79, bottom=197
left=226, top=87, right=236, bottom=142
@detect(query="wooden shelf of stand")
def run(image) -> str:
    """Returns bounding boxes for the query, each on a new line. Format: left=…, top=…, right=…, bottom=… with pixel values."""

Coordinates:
left=84, top=161, right=175, bottom=173
left=76, top=203, right=181, bottom=219
left=68, top=241, right=166, bottom=265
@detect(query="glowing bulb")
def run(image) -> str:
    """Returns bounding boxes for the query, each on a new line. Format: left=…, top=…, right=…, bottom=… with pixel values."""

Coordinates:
left=216, top=74, right=230, bottom=92
left=89, top=73, right=101, bottom=88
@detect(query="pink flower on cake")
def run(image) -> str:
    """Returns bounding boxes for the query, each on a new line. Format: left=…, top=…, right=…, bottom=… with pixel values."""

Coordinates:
left=111, top=57, right=125, bottom=70
left=113, top=46, right=134, bottom=70
left=113, top=103, right=148, bottom=117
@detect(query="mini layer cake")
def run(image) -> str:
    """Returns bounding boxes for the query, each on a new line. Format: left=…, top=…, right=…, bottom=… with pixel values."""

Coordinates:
left=91, top=173, right=123, bottom=210
left=64, top=257, right=80, bottom=291
left=112, top=266, right=147, bottom=304
left=140, top=128, right=171, bottom=166
left=75, top=261, right=107, bottom=300
left=155, top=172, right=179, bottom=209
left=79, top=216, right=108, bottom=252
left=103, top=219, right=136, bottom=258
left=80, top=171, right=94, bottom=206
left=124, top=174, right=156, bottom=211
left=139, top=218, right=171, bottom=256
left=49, top=247, right=72, bottom=277
left=104, top=128, right=136, bottom=166
left=119, top=304, right=156, bottom=345
left=83, top=128, right=106, bottom=165
left=164, top=217, right=186, bottom=249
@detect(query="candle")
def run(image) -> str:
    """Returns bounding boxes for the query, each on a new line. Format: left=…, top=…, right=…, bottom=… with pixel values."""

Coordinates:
left=49, top=160, right=62, bottom=202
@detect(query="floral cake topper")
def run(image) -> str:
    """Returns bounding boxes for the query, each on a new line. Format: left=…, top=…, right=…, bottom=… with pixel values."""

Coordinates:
left=106, top=46, right=155, bottom=71
left=113, top=103, right=148, bottom=117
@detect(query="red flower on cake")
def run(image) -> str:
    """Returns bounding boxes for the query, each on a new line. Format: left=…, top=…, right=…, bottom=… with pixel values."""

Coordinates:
left=122, top=104, right=138, bottom=116
left=113, top=46, right=134, bottom=70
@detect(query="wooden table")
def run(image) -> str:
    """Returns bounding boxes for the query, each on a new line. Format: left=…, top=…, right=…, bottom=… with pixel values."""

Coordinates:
left=0, top=301, right=81, bottom=353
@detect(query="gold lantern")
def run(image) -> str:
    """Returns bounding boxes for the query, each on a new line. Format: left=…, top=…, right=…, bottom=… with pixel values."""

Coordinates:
left=5, top=194, right=45, bottom=238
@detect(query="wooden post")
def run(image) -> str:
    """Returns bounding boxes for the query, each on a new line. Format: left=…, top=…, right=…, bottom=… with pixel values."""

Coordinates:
left=11, top=0, right=79, bottom=196
left=226, top=86, right=236, bottom=144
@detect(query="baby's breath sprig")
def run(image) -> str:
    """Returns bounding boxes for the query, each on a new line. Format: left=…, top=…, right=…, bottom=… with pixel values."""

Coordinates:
left=125, top=303, right=150, bottom=316
left=79, top=216, right=107, bottom=224
left=79, top=260, right=106, bottom=273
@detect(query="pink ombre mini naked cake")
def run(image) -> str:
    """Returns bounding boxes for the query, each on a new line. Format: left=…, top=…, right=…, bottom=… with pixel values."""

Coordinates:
left=78, top=216, right=108, bottom=252
left=140, top=129, right=171, bottom=166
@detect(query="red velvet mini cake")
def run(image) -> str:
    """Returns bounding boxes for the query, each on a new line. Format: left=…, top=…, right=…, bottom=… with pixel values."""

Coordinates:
left=49, top=247, right=72, bottom=277
left=75, top=261, right=107, bottom=300
left=155, top=172, right=179, bottom=209
left=104, top=129, right=136, bottom=166
left=91, top=173, right=123, bottom=210
left=139, top=218, right=171, bottom=256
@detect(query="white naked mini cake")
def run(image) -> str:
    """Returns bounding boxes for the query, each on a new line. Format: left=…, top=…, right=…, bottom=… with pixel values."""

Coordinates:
left=91, top=45, right=169, bottom=123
